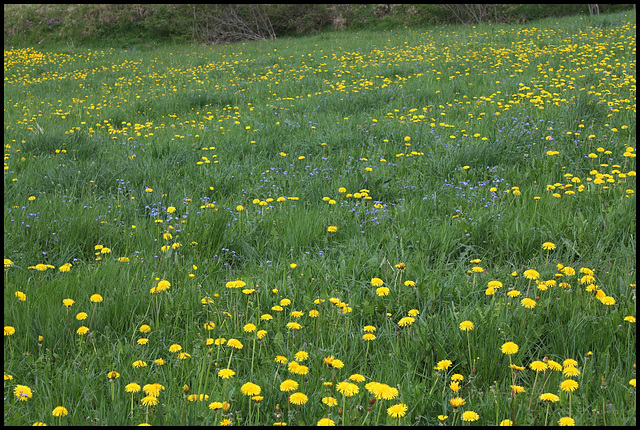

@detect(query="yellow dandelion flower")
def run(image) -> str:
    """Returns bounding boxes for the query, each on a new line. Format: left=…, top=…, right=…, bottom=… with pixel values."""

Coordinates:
left=449, top=397, right=466, bottom=408
left=52, top=406, right=69, bottom=417
left=542, top=242, right=556, bottom=251
left=240, top=382, right=261, bottom=396
left=501, top=342, right=519, bottom=355
left=14, top=385, right=33, bottom=401
left=459, top=320, right=474, bottom=331
left=376, top=287, right=390, bottom=296
left=487, top=280, right=503, bottom=289
left=462, top=411, right=479, bottom=422
left=280, top=379, right=298, bottom=392
left=547, top=360, right=563, bottom=371
left=329, top=359, right=344, bottom=369
left=435, top=359, right=453, bottom=370
left=397, top=316, right=415, bottom=327
left=563, top=366, right=580, bottom=378
left=227, top=339, right=243, bottom=349
left=141, top=396, right=158, bottom=407
left=289, top=392, right=308, bottom=405
left=336, top=381, right=359, bottom=397
left=539, top=393, right=560, bottom=402
left=530, top=361, right=547, bottom=372
left=322, top=396, right=338, bottom=407
left=599, top=296, right=616, bottom=305
left=218, top=368, right=235, bottom=379
left=560, top=379, right=579, bottom=392
left=286, top=322, right=303, bottom=330
left=521, top=298, right=537, bottom=309
left=349, top=374, right=365, bottom=383
left=294, top=350, right=309, bottom=362
left=209, top=401, right=223, bottom=410
left=387, top=403, right=408, bottom=418
left=125, top=383, right=141, bottom=393
left=558, top=416, right=575, bottom=426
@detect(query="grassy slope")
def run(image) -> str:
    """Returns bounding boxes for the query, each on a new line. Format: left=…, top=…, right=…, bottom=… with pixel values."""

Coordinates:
left=3, top=9, right=636, bottom=426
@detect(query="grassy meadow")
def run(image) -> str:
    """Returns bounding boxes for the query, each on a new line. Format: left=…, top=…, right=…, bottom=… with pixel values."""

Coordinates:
left=4, top=11, right=636, bottom=426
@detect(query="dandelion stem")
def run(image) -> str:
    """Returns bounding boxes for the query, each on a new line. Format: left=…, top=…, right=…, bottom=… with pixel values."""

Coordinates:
left=466, top=331, right=473, bottom=376
left=525, top=279, right=532, bottom=298
left=349, top=397, right=354, bottom=425
left=88, top=302, right=97, bottom=332
left=539, top=370, right=553, bottom=394
left=235, top=290, right=240, bottom=330
left=196, top=349, right=208, bottom=412
left=227, top=350, right=234, bottom=371
left=364, top=341, right=370, bottom=363
left=342, top=396, right=347, bottom=426
left=203, top=349, right=213, bottom=404
left=375, top=399, right=383, bottom=425
left=528, top=371, right=540, bottom=410
left=65, top=307, right=73, bottom=339
left=250, top=337, right=256, bottom=378
left=544, top=403, right=550, bottom=426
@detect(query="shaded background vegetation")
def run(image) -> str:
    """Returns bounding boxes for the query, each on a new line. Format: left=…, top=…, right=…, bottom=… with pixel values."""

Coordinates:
left=4, top=4, right=636, bottom=48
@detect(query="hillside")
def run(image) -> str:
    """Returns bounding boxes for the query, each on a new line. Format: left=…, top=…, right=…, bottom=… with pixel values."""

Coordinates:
left=4, top=4, right=635, bottom=48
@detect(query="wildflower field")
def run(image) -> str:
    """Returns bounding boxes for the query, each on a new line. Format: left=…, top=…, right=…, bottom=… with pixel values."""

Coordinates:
left=3, top=11, right=636, bottom=426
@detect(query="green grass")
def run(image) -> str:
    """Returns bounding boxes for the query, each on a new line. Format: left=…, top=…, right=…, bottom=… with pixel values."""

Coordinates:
left=4, top=11, right=636, bottom=426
